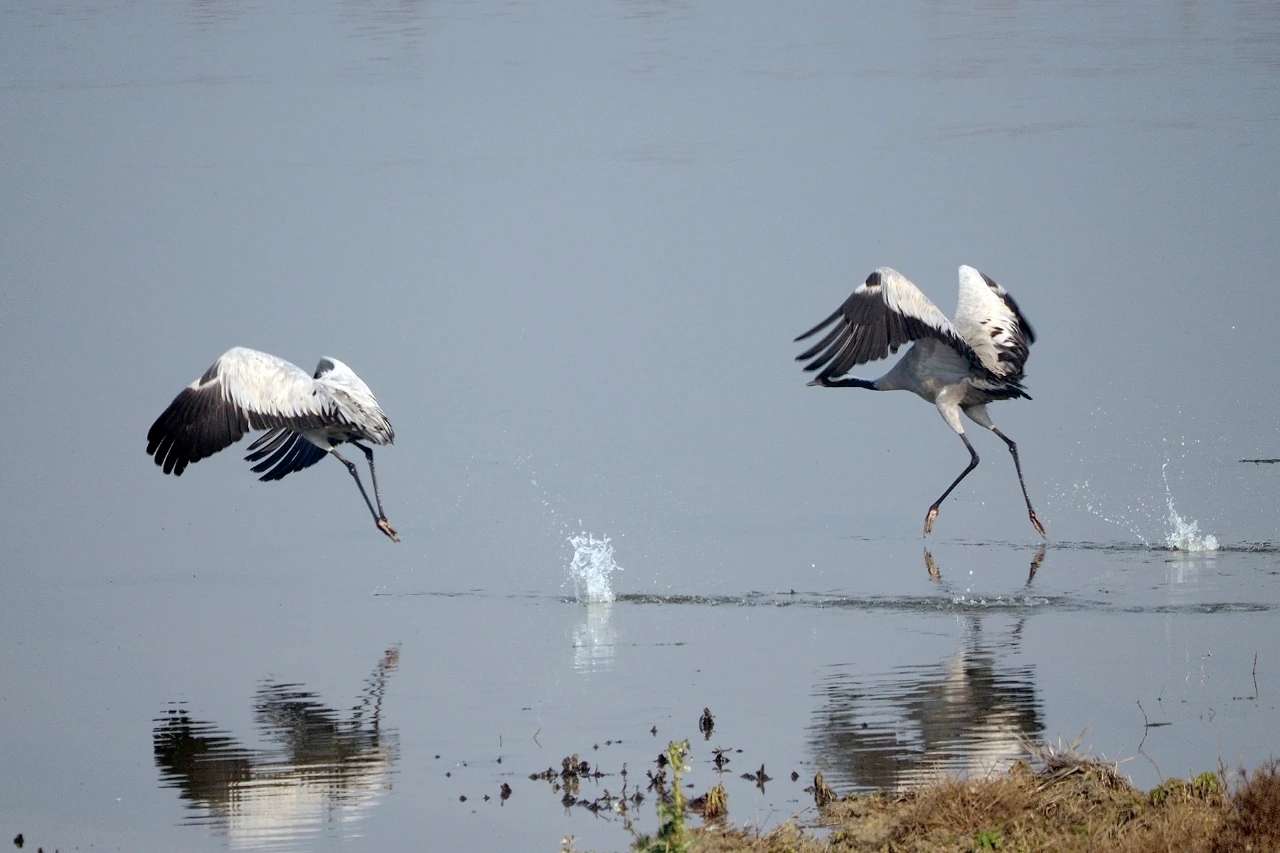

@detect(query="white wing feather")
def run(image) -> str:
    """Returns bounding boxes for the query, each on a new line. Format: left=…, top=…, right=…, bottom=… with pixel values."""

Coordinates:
left=214, top=348, right=338, bottom=422
left=953, top=266, right=1037, bottom=380
left=314, top=356, right=395, bottom=444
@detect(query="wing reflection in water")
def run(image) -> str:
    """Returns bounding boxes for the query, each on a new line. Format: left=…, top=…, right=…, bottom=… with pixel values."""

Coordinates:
left=808, top=552, right=1044, bottom=791
left=153, top=646, right=400, bottom=850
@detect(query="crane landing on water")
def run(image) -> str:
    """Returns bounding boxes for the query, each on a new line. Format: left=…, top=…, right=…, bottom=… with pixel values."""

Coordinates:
left=146, top=347, right=399, bottom=542
left=795, top=265, right=1046, bottom=538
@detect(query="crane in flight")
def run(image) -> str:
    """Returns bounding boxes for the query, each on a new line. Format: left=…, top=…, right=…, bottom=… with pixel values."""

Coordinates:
left=145, top=347, right=399, bottom=542
left=796, top=265, right=1045, bottom=538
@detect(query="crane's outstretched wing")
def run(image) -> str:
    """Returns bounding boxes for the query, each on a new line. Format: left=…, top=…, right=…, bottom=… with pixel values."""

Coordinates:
left=242, top=427, right=329, bottom=482
left=795, top=267, right=989, bottom=380
left=953, top=265, right=1036, bottom=381
left=146, top=347, right=341, bottom=477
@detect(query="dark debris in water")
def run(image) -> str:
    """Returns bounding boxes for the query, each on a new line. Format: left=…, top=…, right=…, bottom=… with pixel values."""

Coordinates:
left=699, top=706, right=715, bottom=739
left=741, top=764, right=772, bottom=791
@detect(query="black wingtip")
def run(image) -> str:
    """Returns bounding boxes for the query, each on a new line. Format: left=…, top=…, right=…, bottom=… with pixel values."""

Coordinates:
left=793, top=308, right=841, bottom=343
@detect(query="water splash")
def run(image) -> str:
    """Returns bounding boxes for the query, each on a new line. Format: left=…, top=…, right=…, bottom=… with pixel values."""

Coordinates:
left=566, top=532, right=623, bottom=604
left=1070, top=479, right=1151, bottom=547
left=518, top=456, right=627, bottom=599
left=1067, top=459, right=1218, bottom=552
left=1161, top=462, right=1218, bottom=552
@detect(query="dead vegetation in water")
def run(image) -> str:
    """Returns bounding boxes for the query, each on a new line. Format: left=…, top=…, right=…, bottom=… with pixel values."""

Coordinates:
left=682, top=751, right=1280, bottom=853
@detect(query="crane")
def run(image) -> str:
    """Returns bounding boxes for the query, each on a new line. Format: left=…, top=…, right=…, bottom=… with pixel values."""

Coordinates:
left=795, top=265, right=1046, bottom=538
left=146, top=347, right=399, bottom=541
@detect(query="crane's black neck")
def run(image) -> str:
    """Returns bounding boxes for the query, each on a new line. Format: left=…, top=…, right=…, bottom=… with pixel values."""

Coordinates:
left=825, top=377, right=878, bottom=390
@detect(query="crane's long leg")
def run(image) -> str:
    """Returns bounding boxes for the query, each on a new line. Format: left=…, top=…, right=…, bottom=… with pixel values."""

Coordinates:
left=330, top=448, right=399, bottom=542
left=351, top=441, right=389, bottom=520
left=924, top=433, right=979, bottom=536
left=991, top=427, right=1047, bottom=538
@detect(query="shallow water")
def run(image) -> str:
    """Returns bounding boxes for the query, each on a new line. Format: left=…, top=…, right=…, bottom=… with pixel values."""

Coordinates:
left=3, top=1, right=1280, bottom=851
left=4, top=536, right=1279, bottom=851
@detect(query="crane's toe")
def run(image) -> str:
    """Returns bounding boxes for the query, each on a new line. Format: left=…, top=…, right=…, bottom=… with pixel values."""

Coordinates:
left=376, top=517, right=400, bottom=543
left=1028, top=510, right=1047, bottom=539
left=923, top=506, right=940, bottom=536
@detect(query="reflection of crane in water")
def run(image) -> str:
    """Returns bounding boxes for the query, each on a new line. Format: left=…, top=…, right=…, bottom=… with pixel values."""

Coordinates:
left=808, top=551, right=1044, bottom=791
left=153, top=646, right=400, bottom=848
left=925, top=545, right=1044, bottom=587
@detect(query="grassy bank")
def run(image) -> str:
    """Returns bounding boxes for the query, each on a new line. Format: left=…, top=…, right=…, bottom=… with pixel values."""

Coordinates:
left=632, top=745, right=1280, bottom=853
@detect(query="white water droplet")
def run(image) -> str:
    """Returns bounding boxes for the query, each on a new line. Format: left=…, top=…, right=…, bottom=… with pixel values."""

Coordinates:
left=1161, top=462, right=1218, bottom=552
left=566, top=532, right=623, bottom=604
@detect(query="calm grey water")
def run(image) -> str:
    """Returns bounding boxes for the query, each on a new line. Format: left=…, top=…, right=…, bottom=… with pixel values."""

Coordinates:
left=3, top=2, right=1279, bottom=851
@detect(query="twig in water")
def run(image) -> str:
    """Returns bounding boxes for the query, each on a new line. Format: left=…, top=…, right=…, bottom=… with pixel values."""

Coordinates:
left=1233, top=652, right=1261, bottom=701
left=1136, top=699, right=1168, bottom=780
left=1137, top=699, right=1171, bottom=730
left=533, top=728, right=542, bottom=747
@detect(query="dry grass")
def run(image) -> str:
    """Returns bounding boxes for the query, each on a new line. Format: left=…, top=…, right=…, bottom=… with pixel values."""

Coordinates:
left=685, top=756, right=1280, bottom=853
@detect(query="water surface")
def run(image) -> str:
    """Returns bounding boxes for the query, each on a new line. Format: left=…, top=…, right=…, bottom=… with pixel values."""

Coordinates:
left=3, top=1, right=1279, bottom=851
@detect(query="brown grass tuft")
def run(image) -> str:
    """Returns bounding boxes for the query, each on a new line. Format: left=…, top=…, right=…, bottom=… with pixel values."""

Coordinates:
left=1212, top=760, right=1280, bottom=852
left=677, top=756, right=1280, bottom=853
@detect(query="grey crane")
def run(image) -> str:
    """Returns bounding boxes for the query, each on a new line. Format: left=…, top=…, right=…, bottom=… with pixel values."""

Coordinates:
left=796, top=265, right=1046, bottom=538
left=146, top=347, right=399, bottom=542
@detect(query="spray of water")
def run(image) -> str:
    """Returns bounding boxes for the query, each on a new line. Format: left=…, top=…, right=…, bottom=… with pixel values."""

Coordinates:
left=1160, top=462, right=1218, bottom=552
left=517, top=455, right=628, bottom=600
left=1069, top=460, right=1218, bottom=552
left=1070, top=479, right=1151, bottom=546
left=566, top=532, right=623, bottom=603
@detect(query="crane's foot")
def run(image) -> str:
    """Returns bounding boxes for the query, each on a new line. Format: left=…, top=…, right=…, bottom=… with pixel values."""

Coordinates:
left=923, top=505, right=940, bottom=536
left=1028, top=510, right=1047, bottom=539
left=376, top=517, right=400, bottom=543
